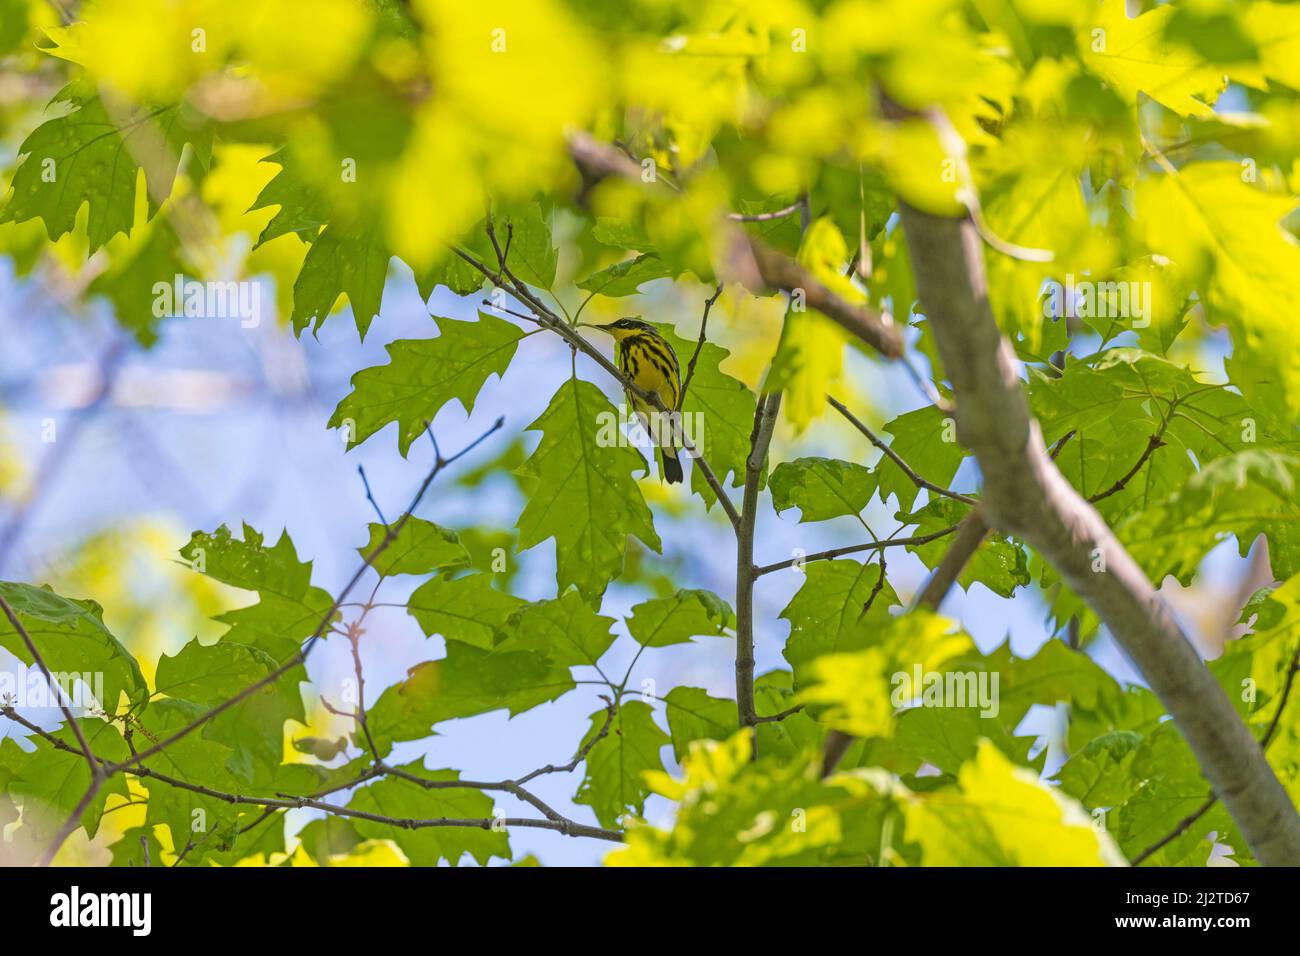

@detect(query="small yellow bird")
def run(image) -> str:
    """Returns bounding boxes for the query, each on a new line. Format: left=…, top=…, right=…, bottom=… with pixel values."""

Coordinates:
left=596, top=318, right=684, bottom=484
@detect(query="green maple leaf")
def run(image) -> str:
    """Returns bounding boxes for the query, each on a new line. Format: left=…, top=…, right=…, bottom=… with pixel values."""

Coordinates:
left=1053, top=731, right=1143, bottom=809
left=416, top=203, right=553, bottom=298
left=797, top=612, right=974, bottom=741
left=574, top=700, right=669, bottom=828
left=367, top=591, right=615, bottom=744
left=179, top=524, right=334, bottom=661
left=175, top=525, right=332, bottom=782
left=899, top=498, right=1029, bottom=598
left=663, top=674, right=821, bottom=763
left=357, top=518, right=470, bottom=577
left=903, top=741, right=1124, bottom=865
left=2, top=718, right=129, bottom=845
left=133, top=698, right=282, bottom=863
left=1137, top=163, right=1300, bottom=417
left=140, top=706, right=358, bottom=835
left=592, top=217, right=655, bottom=253
left=86, top=218, right=187, bottom=347
left=295, top=815, right=361, bottom=862
left=153, top=638, right=277, bottom=705
left=330, top=311, right=523, bottom=455
left=770, top=457, right=876, bottom=522
left=892, top=707, right=1037, bottom=777
left=751, top=671, right=827, bottom=758
left=1083, top=0, right=1227, bottom=117
left=347, top=762, right=509, bottom=865
left=0, top=88, right=209, bottom=251
left=780, top=560, right=899, bottom=685
left=498, top=589, right=618, bottom=670
left=415, top=249, right=486, bottom=298
left=653, top=323, right=757, bottom=507
left=975, top=121, right=1096, bottom=356
left=0, top=581, right=147, bottom=716
left=107, top=827, right=167, bottom=868
left=874, top=405, right=965, bottom=512
left=1118, top=451, right=1300, bottom=583
left=957, top=637, right=1121, bottom=733
left=516, top=378, right=661, bottom=602
left=1029, top=349, right=1285, bottom=527
left=576, top=253, right=673, bottom=296
left=291, top=225, right=391, bottom=339
left=625, top=589, right=734, bottom=647
left=248, top=147, right=330, bottom=248
left=406, top=572, right=524, bottom=650
left=663, top=687, right=738, bottom=762
left=1108, top=722, right=1244, bottom=865
left=607, top=732, right=893, bottom=866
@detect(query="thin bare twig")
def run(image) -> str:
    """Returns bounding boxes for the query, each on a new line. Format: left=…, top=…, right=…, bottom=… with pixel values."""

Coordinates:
left=1087, top=435, right=1166, bottom=504
left=753, top=704, right=805, bottom=724
left=827, top=395, right=976, bottom=505
left=357, top=465, right=389, bottom=526
left=679, top=283, right=723, bottom=406
left=755, top=525, right=961, bottom=577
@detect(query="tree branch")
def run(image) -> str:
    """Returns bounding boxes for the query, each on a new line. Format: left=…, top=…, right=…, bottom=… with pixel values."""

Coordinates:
left=735, top=393, right=781, bottom=742
left=753, top=704, right=804, bottom=724
left=23, top=422, right=517, bottom=863
left=101, top=419, right=504, bottom=774
left=458, top=244, right=743, bottom=530
left=679, top=283, right=723, bottom=406
left=1087, top=434, right=1166, bottom=504
left=727, top=203, right=804, bottom=222
left=893, top=185, right=1300, bottom=864
left=0, top=594, right=101, bottom=781
left=826, top=395, right=976, bottom=505
left=755, top=525, right=960, bottom=577
left=740, top=238, right=903, bottom=359
left=567, top=132, right=903, bottom=360
left=911, top=509, right=990, bottom=612
left=2, top=697, right=624, bottom=854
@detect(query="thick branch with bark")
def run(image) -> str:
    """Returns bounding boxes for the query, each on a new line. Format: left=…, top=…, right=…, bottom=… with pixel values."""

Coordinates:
left=567, top=132, right=903, bottom=360
left=740, top=240, right=903, bottom=359
left=894, top=198, right=1300, bottom=866
left=735, top=393, right=781, bottom=739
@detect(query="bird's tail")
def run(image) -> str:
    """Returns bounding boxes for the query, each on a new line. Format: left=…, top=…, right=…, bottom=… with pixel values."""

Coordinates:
left=660, top=447, right=683, bottom=484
